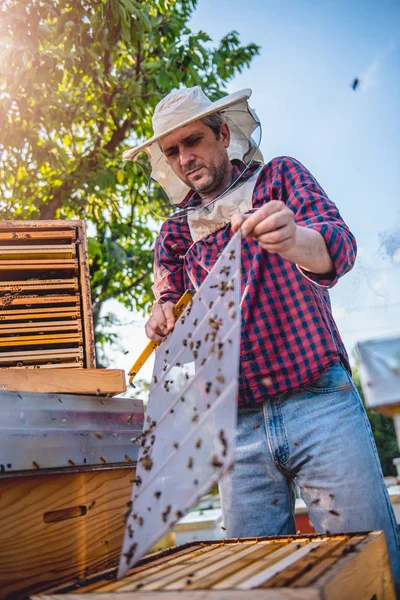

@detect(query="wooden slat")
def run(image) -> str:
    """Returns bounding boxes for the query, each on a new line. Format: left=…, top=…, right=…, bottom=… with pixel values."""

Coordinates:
left=0, top=307, right=80, bottom=320
left=0, top=231, right=75, bottom=241
left=211, top=542, right=290, bottom=589
left=9, top=362, right=84, bottom=369
left=0, top=295, right=80, bottom=306
left=123, top=544, right=257, bottom=592
left=0, top=260, right=78, bottom=271
left=0, top=348, right=83, bottom=364
left=0, top=322, right=82, bottom=333
left=76, top=227, right=95, bottom=368
left=0, top=245, right=75, bottom=260
left=181, top=542, right=285, bottom=591
left=0, top=368, right=126, bottom=395
left=0, top=332, right=82, bottom=346
left=265, top=537, right=347, bottom=587
left=98, top=544, right=228, bottom=592
left=33, top=590, right=321, bottom=600
left=293, top=535, right=365, bottom=587
left=0, top=279, right=78, bottom=291
left=237, top=541, right=324, bottom=589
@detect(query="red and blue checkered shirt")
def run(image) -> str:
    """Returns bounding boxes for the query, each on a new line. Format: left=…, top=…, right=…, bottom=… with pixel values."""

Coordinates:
left=152, top=157, right=357, bottom=407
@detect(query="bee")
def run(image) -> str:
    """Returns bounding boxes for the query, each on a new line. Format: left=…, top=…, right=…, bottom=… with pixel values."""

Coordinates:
left=187, top=457, right=193, bottom=469
left=125, top=455, right=133, bottom=463
left=193, top=479, right=199, bottom=486
left=150, top=435, right=155, bottom=446
left=311, top=498, right=321, bottom=505
left=94, top=432, right=103, bottom=439
left=100, top=456, right=106, bottom=464
left=170, top=408, right=175, bottom=414
left=271, top=498, right=279, bottom=505
left=88, top=500, right=96, bottom=510
left=229, top=250, right=235, bottom=260
left=205, top=382, right=212, bottom=394
left=193, top=350, right=198, bottom=359
left=195, top=438, right=202, bottom=449
left=218, top=430, right=228, bottom=456
left=188, top=332, right=192, bottom=339
left=209, top=301, right=214, bottom=309
left=221, top=526, right=227, bottom=531
left=294, top=442, right=300, bottom=447
left=127, top=415, right=134, bottom=424
left=176, top=510, right=183, bottom=519
left=253, top=424, right=261, bottom=430
left=329, top=493, right=335, bottom=499
left=154, top=491, right=162, bottom=499
left=137, top=517, right=144, bottom=526
left=192, top=414, right=199, bottom=423
left=68, top=459, right=75, bottom=466
left=153, top=375, right=158, bottom=384
left=329, top=510, right=340, bottom=517
left=210, top=455, right=224, bottom=468
left=141, top=456, right=153, bottom=471
left=195, top=340, right=201, bottom=349
left=165, top=349, right=169, bottom=355
left=128, top=524, right=134, bottom=538
left=124, top=543, right=137, bottom=563
left=133, top=476, right=142, bottom=486
left=216, top=373, right=225, bottom=384
left=161, top=505, right=171, bottom=522
left=200, top=358, right=207, bottom=366
left=193, top=319, right=198, bottom=326
left=173, top=442, right=179, bottom=449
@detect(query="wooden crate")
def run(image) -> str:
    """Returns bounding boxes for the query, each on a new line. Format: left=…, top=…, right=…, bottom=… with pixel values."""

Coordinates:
left=0, top=466, right=136, bottom=600
left=34, top=532, right=395, bottom=600
left=0, top=220, right=95, bottom=369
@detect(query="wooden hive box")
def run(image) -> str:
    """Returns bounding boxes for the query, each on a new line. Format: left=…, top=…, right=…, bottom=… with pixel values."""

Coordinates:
left=33, top=532, right=395, bottom=600
left=0, top=220, right=94, bottom=370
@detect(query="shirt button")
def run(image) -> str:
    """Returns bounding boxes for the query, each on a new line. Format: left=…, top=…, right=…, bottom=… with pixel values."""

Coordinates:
left=242, top=354, right=249, bottom=361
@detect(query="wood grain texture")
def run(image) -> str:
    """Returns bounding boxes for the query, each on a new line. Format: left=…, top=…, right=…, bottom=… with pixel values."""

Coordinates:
left=0, top=467, right=135, bottom=600
left=0, top=368, right=126, bottom=395
left=316, top=531, right=395, bottom=600
left=75, top=222, right=96, bottom=368
left=33, top=591, right=321, bottom=600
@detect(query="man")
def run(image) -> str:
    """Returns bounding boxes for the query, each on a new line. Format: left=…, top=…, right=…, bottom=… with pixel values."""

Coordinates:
left=124, top=86, right=400, bottom=590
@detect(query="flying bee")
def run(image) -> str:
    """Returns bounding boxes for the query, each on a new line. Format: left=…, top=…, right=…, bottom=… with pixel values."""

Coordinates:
left=187, top=457, right=193, bottom=469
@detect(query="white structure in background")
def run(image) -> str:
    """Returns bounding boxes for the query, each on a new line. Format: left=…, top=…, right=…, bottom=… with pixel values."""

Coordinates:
left=357, top=335, right=400, bottom=446
left=118, top=233, right=242, bottom=578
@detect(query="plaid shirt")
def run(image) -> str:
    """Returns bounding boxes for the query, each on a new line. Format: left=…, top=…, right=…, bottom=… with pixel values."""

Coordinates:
left=153, top=156, right=357, bottom=407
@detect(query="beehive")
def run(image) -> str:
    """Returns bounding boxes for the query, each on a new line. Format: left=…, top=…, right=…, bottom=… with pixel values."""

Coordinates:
left=33, top=532, right=395, bottom=599
left=0, top=220, right=94, bottom=369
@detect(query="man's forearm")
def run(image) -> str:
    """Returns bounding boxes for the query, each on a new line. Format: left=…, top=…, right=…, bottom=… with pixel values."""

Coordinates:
left=279, top=225, right=334, bottom=275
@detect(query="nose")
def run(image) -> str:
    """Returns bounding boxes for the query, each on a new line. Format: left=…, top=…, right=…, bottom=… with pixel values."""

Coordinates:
left=179, top=147, right=196, bottom=171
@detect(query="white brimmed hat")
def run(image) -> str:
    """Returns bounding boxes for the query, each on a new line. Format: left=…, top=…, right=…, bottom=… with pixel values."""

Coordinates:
left=123, top=86, right=263, bottom=205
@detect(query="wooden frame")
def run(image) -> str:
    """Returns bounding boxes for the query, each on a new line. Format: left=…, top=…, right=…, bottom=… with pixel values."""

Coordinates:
left=0, top=220, right=95, bottom=368
left=35, top=532, right=395, bottom=600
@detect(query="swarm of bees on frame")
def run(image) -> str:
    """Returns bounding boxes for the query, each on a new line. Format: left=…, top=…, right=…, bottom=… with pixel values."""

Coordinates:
left=122, top=244, right=240, bottom=566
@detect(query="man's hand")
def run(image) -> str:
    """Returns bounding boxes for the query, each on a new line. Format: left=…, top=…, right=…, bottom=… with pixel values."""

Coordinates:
left=231, top=201, right=334, bottom=275
left=231, top=200, right=297, bottom=253
left=145, top=301, right=176, bottom=343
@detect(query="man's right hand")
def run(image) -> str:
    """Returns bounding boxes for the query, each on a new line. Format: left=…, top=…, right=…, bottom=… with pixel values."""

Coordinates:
left=144, top=301, right=176, bottom=343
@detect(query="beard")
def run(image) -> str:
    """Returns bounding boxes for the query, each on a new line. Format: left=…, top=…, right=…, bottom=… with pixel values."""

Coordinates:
left=183, top=160, right=228, bottom=197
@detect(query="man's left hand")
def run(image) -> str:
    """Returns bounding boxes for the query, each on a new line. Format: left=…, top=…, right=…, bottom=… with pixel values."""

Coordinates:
left=231, top=200, right=297, bottom=254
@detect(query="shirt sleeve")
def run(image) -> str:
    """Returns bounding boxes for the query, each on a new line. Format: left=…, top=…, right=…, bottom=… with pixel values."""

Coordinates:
left=152, top=221, right=186, bottom=304
left=280, top=157, right=357, bottom=288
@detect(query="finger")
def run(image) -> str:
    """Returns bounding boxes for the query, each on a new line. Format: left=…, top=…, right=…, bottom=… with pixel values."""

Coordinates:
left=231, top=213, right=248, bottom=233
left=151, top=303, right=169, bottom=334
left=251, top=210, right=292, bottom=238
left=257, top=226, right=293, bottom=247
left=241, top=201, right=284, bottom=237
left=162, top=302, right=176, bottom=331
left=144, top=319, right=167, bottom=343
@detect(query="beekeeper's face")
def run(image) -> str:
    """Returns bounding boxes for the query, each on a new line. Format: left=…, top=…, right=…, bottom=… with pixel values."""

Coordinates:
left=160, top=119, right=232, bottom=199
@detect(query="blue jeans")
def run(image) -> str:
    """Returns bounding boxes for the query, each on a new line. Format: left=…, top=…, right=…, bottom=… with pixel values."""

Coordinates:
left=219, top=362, right=400, bottom=593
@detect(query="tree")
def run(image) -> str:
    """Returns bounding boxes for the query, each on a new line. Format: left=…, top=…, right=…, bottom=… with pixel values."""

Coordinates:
left=353, top=367, right=399, bottom=477
left=0, top=0, right=259, bottom=361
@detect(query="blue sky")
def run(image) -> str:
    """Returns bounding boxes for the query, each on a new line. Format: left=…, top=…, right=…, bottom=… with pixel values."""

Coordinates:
left=108, top=0, right=400, bottom=386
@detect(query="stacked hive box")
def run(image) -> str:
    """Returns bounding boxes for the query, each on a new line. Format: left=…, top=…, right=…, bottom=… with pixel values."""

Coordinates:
left=0, top=220, right=95, bottom=369
left=33, top=532, right=395, bottom=600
